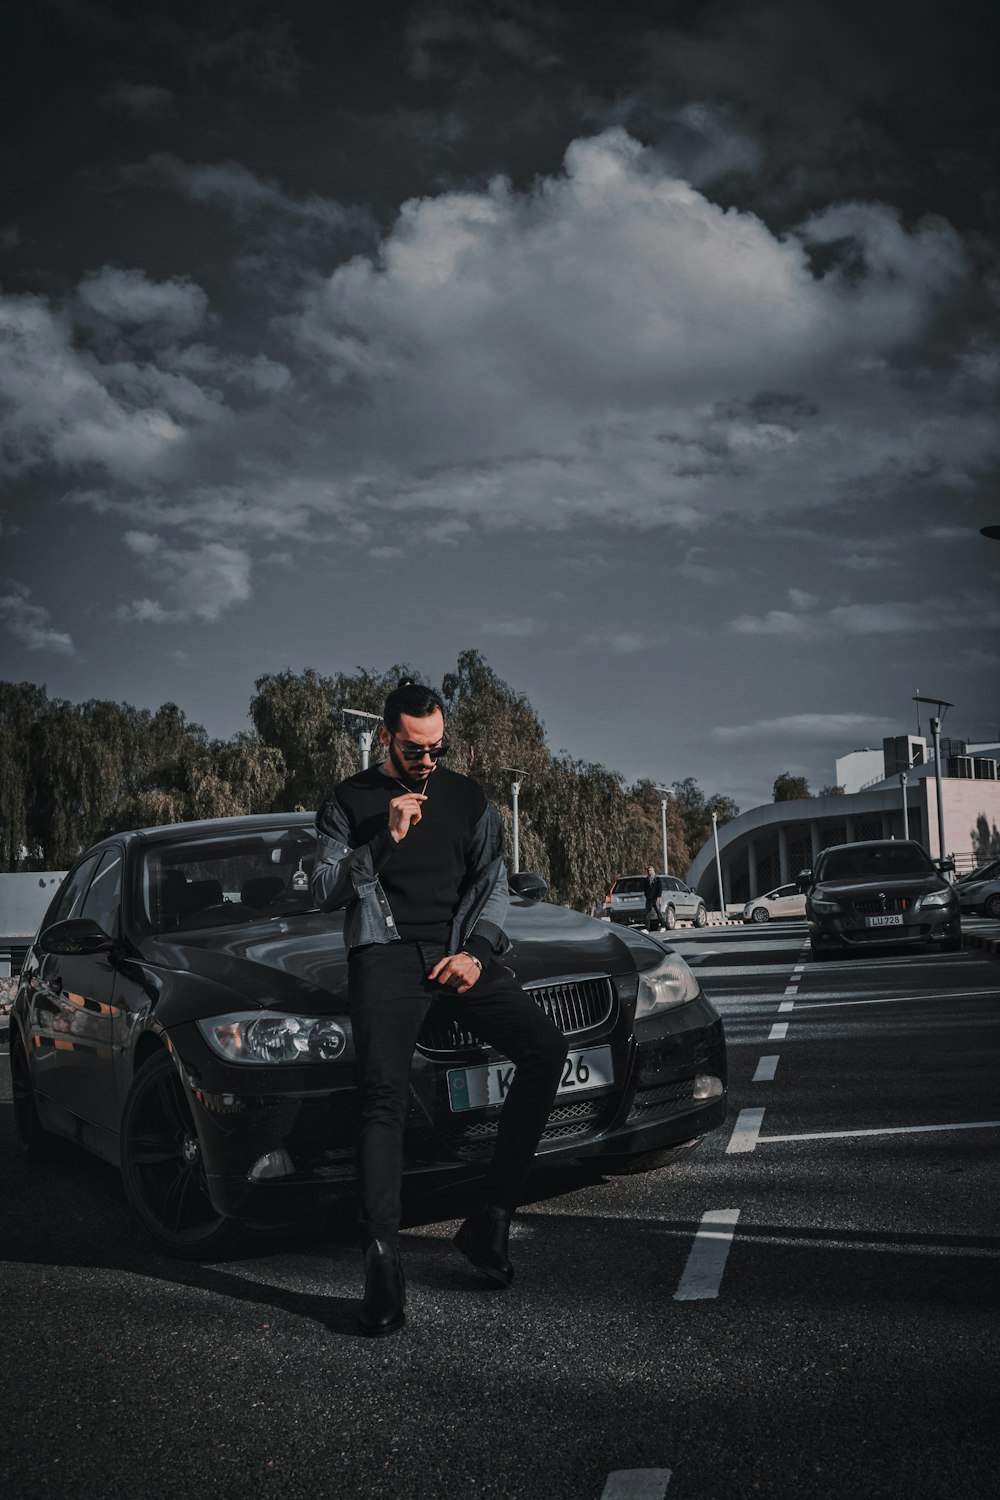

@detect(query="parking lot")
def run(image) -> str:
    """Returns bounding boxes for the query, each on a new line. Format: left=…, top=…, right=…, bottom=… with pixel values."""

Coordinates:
left=2, top=920, right=998, bottom=1499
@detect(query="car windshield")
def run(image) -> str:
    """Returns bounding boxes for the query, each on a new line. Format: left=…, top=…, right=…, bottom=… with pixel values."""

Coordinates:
left=141, top=826, right=317, bottom=933
left=957, top=859, right=1000, bottom=884
left=816, top=845, right=935, bottom=881
left=614, top=877, right=647, bottom=894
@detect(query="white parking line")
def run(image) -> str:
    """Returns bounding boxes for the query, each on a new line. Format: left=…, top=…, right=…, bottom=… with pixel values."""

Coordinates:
left=673, top=1209, right=741, bottom=1301
left=768, top=1022, right=789, bottom=1040
left=795, top=988, right=998, bottom=1013
left=764, top=1119, right=1000, bottom=1144
left=778, top=1000, right=795, bottom=1012
left=727, top=1107, right=765, bottom=1153
left=752, top=1055, right=780, bottom=1082
left=601, top=1469, right=672, bottom=1499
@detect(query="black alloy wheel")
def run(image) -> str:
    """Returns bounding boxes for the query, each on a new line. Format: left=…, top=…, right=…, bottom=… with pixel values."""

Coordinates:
left=751, top=906, right=770, bottom=924
left=121, top=1050, right=240, bottom=1258
left=984, top=893, right=1000, bottom=920
left=9, top=1036, right=59, bottom=1162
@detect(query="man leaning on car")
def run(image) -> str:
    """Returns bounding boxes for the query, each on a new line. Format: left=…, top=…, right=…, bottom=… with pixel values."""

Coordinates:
left=310, top=678, right=568, bottom=1336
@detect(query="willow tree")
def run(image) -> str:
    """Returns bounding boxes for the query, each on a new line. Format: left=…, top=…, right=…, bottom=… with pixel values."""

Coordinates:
left=529, top=754, right=636, bottom=910
left=0, top=681, right=48, bottom=869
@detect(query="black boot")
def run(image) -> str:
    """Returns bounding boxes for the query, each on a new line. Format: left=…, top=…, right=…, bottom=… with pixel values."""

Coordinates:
left=358, top=1238, right=406, bottom=1336
left=453, top=1205, right=514, bottom=1287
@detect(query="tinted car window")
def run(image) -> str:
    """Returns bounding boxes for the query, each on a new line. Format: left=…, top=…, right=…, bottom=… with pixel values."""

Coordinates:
left=614, top=877, right=646, bottom=894
left=142, top=825, right=317, bottom=933
left=80, top=848, right=123, bottom=937
left=41, top=855, right=100, bottom=930
left=816, top=845, right=935, bottom=881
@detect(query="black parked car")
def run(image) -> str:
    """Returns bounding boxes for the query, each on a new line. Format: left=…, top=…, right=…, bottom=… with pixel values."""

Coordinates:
left=798, top=839, right=961, bottom=960
left=8, top=814, right=727, bottom=1256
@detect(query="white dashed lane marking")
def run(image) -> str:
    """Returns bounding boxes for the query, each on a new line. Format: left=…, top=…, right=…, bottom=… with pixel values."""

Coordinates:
left=727, top=1107, right=765, bottom=1153
left=768, top=1021, right=789, bottom=1040
left=752, top=1054, right=780, bottom=1082
left=600, top=1469, right=672, bottom=1498
left=673, top=1209, right=741, bottom=1301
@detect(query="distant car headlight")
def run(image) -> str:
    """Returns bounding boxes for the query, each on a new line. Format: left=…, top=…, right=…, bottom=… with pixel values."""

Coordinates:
left=197, top=1011, right=348, bottom=1064
left=809, top=896, right=842, bottom=914
left=916, top=890, right=956, bottom=910
left=635, top=953, right=700, bottom=1019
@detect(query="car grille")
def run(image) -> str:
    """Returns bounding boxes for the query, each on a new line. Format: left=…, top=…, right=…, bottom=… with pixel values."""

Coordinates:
left=625, top=1078, right=696, bottom=1123
left=853, top=896, right=908, bottom=915
left=417, top=974, right=616, bottom=1053
left=441, top=1096, right=613, bottom=1159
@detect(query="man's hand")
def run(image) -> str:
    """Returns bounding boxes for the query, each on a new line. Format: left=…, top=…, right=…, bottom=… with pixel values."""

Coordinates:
left=388, top=791, right=427, bottom=842
left=428, top=952, right=483, bottom=994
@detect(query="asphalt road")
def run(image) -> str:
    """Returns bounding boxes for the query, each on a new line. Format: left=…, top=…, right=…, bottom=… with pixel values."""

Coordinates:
left=2, top=921, right=998, bottom=1500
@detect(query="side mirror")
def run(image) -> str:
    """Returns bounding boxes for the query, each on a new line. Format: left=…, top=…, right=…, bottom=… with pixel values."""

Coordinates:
left=38, top=918, right=114, bottom=956
left=509, top=871, right=549, bottom=901
left=795, top=868, right=813, bottom=893
left=934, top=857, right=955, bottom=874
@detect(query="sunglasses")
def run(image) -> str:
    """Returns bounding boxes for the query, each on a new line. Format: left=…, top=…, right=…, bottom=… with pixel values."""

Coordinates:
left=392, top=736, right=450, bottom=761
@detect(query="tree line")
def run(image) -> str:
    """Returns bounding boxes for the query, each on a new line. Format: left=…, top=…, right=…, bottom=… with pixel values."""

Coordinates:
left=0, top=651, right=739, bottom=909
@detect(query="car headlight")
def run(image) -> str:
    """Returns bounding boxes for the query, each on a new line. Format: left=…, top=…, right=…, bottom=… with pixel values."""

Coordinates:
left=916, top=890, right=956, bottom=910
left=809, top=897, right=842, bottom=914
left=197, top=1011, right=348, bottom=1064
left=635, top=953, right=700, bottom=1019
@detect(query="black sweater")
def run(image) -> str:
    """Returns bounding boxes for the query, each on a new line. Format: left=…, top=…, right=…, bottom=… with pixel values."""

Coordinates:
left=319, top=763, right=494, bottom=964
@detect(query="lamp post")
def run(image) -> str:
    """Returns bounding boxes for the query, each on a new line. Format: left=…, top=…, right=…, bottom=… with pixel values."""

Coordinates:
left=654, top=786, right=671, bottom=875
left=913, top=695, right=953, bottom=861
left=899, top=771, right=909, bottom=841
left=341, top=708, right=381, bottom=771
left=503, top=768, right=529, bottom=874
left=711, top=810, right=726, bottom=919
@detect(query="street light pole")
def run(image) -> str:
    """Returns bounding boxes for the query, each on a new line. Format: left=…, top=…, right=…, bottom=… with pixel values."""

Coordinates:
left=503, top=768, right=528, bottom=874
left=341, top=708, right=382, bottom=771
left=899, top=771, right=909, bottom=841
left=711, top=810, right=725, bottom=919
left=654, top=786, right=671, bottom=875
left=913, top=695, right=953, bottom=861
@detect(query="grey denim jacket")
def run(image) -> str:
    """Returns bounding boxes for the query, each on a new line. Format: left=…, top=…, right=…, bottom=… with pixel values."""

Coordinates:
left=311, top=792, right=513, bottom=959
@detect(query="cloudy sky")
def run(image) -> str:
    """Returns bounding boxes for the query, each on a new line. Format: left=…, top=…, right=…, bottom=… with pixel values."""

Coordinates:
left=2, top=0, right=998, bottom=810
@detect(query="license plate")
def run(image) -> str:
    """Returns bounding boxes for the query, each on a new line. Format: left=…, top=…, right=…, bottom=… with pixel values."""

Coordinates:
left=447, top=1045, right=614, bottom=1112
left=619, top=896, right=642, bottom=905
left=865, top=914, right=904, bottom=927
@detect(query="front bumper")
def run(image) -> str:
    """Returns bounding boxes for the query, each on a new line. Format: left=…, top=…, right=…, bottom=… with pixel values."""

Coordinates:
left=809, top=911, right=961, bottom=949
left=167, top=988, right=727, bottom=1221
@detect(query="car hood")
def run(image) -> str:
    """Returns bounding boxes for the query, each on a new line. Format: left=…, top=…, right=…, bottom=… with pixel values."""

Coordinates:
left=812, top=873, right=948, bottom=899
left=141, top=900, right=659, bottom=1018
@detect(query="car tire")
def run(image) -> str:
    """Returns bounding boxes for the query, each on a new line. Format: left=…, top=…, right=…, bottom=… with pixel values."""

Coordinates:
left=694, top=904, right=708, bottom=927
left=810, top=943, right=834, bottom=961
left=984, top=894, right=1000, bottom=920
left=9, top=1035, right=61, bottom=1163
left=750, top=906, right=770, bottom=924
left=663, top=906, right=676, bottom=930
left=121, top=1050, right=242, bottom=1259
left=599, top=1137, right=705, bottom=1175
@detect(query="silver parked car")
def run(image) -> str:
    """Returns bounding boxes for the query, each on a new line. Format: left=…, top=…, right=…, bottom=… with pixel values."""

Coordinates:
left=743, top=883, right=807, bottom=925
left=954, top=858, right=1000, bottom=919
left=605, top=874, right=708, bottom=930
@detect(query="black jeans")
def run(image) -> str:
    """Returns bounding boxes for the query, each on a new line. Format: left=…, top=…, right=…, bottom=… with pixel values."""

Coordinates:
left=347, top=940, right=568, bottom=1247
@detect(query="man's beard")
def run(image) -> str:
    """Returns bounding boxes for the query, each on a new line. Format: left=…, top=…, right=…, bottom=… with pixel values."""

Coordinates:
left=388, top=741, right=433, bottom=789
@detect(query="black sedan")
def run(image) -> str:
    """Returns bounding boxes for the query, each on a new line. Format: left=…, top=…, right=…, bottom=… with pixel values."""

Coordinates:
left=799, top=838, right=961, bottom=960
left=8, top=813, right=727, bottom=1256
